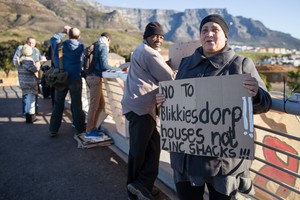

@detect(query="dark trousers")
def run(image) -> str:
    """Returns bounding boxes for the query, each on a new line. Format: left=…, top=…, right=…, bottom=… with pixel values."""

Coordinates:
left=51, top=87, right=55, bottom=106
left=125, top=112, right=160, bottom=192
left=176, top=181, right=232, bottom=200
left=49, top=79, right=85, bottom=133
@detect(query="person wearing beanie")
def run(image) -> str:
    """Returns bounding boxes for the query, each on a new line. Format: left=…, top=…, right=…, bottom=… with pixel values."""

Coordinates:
left=156, top=14, right=272, bottom=199
left=17, top=44, right=40, bottom=123
left=143, top=22, right=165, bottom=39
left=122, top=22, right=176, bottom=200
left=199, top=14, right=229, bottom=38
left=22, top=44, right=33, bottom=57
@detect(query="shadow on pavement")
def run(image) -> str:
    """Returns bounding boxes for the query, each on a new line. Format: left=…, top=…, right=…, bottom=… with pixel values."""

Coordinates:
left=0, top=86, right=171, bottom=200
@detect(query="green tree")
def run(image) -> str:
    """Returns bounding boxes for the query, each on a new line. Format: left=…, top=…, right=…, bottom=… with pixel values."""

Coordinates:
left=0, top=40, right=49, bottom=77
left=0, top=40, right=21, bottom=77
left=287, top=68, right=300, bottom=92
left=259, top=73, right=272, bottom=91
left=36, top=42, right=50, bottom=56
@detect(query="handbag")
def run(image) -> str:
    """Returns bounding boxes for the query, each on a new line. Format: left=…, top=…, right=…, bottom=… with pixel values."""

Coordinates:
left=44, top=42, right=68, bottom=88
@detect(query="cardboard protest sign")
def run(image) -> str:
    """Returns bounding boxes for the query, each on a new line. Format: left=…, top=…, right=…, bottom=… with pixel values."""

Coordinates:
left=169, top=40, right=200, bottom=70
left=159, top=74, right=254, bottom=160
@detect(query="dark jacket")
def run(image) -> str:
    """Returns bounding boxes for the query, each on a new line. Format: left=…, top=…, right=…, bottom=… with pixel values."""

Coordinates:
left=170, top=45, right=272, bottom=191
left=50, top=33, right=84, bottom=81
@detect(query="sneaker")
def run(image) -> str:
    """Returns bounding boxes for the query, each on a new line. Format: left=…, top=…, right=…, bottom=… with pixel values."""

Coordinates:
left=127, top=181, right=154, bottom=200
left=49, top=132, right=57, bottom=137
left=84, top=130, right=103, bottom=139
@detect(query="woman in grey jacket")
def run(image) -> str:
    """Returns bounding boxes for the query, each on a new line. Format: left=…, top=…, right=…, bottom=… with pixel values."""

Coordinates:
left=156, top=14, right=272, bottom=200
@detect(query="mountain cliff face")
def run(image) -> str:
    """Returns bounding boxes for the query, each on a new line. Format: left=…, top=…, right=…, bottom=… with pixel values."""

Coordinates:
left=1, top=0, right=300, bottom=50
left=98, top=4, right=300, bottom=49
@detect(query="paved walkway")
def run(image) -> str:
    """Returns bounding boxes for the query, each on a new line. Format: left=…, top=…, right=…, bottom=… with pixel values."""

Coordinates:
left=0, top=86, right=174, bottom=200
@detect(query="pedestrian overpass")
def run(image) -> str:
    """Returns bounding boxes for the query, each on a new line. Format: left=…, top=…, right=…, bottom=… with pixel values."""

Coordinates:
left=65, top=70, right=300, bottom=200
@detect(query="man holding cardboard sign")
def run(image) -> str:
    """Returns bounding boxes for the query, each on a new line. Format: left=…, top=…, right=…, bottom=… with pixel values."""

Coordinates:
left=156, top=14, right=272, bottom=200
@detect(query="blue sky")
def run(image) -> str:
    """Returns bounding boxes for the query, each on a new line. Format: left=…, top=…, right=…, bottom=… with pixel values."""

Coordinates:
left=96, top=0, right=300, bottom=40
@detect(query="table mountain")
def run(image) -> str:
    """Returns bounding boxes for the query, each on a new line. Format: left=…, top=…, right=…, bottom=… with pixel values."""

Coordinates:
left=1, top=0, right=300, bottom=50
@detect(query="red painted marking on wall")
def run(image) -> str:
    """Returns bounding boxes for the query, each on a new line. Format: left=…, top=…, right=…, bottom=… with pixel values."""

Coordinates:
left=254, top=135, right=299, bottom=198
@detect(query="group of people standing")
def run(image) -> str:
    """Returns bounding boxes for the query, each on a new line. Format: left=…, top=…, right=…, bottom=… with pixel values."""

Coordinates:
left=122, top=14, right=271, bottom=200
left=49, top=26, right=123, bottom=138
left=13, top=26, right=120, bottom=139
left=13, top=37, right=45, bottom=123
left=13, top=14, right=272, bottom=200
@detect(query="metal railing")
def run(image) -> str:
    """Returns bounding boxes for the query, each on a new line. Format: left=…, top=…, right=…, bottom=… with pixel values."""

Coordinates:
left=246, top=97, right=300, bottom=200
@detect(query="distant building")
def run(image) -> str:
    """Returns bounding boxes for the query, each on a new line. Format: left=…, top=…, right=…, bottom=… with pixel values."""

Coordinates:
left=258, top=48, right=267, bottom=53
left=293, top=59, right=300, bottom=67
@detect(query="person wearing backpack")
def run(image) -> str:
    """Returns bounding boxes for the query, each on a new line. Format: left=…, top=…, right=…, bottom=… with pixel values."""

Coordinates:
left=84, top=32, right=121, bottom=138
left=49, top=26, right=86, bottom=137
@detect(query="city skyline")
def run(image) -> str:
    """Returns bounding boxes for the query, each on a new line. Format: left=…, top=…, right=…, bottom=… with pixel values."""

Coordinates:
left=96, top=0, right=300, bottom=40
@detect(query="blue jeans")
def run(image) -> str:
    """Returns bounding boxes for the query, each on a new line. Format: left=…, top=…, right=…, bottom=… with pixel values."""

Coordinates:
left=49, top=79, right=85, bottom=134
left=23, top=93, right=36, bottom=114
left=22, top=94, right=38, bottom=115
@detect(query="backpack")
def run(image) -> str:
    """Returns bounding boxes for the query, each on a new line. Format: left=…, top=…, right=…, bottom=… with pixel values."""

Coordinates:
left=82, top=41, right=98, bottom=78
